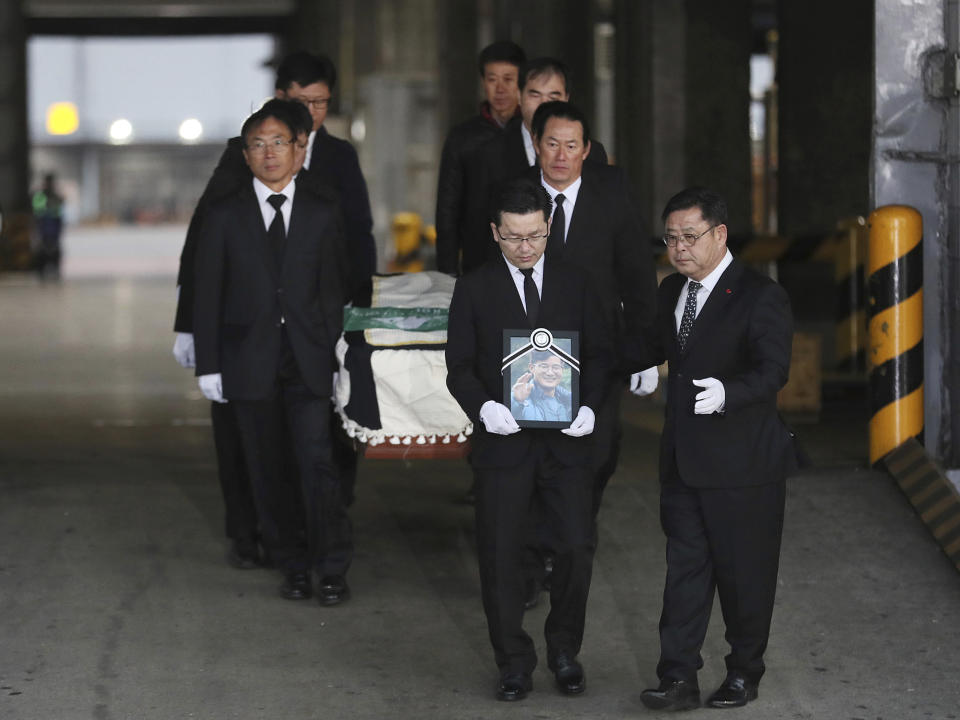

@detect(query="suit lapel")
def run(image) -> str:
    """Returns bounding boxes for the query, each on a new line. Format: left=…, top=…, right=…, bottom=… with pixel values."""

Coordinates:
left=281, top=188, right=308, bottom=274
left=681, top=258, right=745, bottom=355
left=493, top=259, right=532, bottom=329
left=661, top=274, right=685, bottom=354
left=505, top=121, right=531, bottom=176
left=564, top=173, right=593, bottom=254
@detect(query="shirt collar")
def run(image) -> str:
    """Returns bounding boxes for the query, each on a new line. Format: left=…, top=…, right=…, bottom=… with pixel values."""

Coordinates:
left=252, top=176, right=295, bottom=205
left=539, top=172, right=582, bottom=209
left=690, top=249, right=733, bottom=293
left=502, top=251, right=545, bottom=277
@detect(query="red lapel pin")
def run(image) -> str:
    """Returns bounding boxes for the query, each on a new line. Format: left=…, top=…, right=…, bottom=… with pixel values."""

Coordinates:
left=725, top=288, right=732, bottom=294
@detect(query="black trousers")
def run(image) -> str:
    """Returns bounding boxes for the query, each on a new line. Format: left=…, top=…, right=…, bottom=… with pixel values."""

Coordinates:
left=590, top=385, right=623, bottom=517
left=656, top=457, right=785, bottom=685
left=209, top=400, right=258, bottom=545
left=233, top=337, right=352, bottom=577
left=474, top=437, right=595, bottom=675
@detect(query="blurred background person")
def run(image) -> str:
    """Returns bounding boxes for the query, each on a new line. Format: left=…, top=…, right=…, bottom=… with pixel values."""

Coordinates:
left=32, top=173, right=64, bottom=281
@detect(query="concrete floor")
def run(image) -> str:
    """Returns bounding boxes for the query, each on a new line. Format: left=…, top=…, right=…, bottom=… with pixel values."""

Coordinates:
left=1, top=270, right=959, bottom=720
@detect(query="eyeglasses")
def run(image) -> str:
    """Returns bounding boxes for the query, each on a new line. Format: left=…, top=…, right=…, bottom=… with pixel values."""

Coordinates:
left=533, top=363, right=564, bottom=374
left=663, top=225, right=716, bottom=248
left=495, top=227, right=550, bottom=246
left=297, top=97, right=330, bottom=110
left=245, top=138, right=295, bottom=154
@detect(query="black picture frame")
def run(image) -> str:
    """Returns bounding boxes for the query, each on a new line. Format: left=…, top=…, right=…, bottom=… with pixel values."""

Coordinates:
left=502, top=328, right=580, bottom=429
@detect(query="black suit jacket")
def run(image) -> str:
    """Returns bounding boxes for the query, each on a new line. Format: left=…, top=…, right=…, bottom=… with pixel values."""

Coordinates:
left=174, top=127, right=371, bottom=332
left=542, top=163, right=656, bottom=360
left=193, top=183, right=349, bottom=401
left=445, top=256, right=614, bottom=469
left=435, top=106, right=510, bottom=275
left=305, top=127, right=377, bottom=286
left=629, top=257, right=797, bottom=487
left=455, top=117, right=610, bottom=276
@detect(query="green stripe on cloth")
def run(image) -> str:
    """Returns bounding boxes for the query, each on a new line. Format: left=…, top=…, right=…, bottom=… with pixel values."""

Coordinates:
left=343, top=306, right=449, bottom=332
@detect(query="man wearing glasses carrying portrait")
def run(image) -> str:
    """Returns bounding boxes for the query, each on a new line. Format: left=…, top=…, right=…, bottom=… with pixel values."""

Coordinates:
left=446, top=177, right=613, bottom=703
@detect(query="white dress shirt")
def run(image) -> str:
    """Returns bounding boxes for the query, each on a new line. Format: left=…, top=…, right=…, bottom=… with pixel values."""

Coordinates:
left=503, top=252, right=545, bottom=313
left=303, top=129, right=317, bottom=170
left=521, top=123, right=536, bottom=167
left=673, top=249, right=734, bottom=330
left=252, top=177, right=295, bottom=233
left=540, top=174, right=582, bottom=243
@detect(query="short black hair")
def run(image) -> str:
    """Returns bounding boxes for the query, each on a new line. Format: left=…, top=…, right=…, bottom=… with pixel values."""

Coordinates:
left=275, top=51, right=337, bottom=92
left=661, top=186, right=729, bottom=226
left=531, top=100, right=591, bottom=148
left=240, top=99, right=300, bottom=146
left=478, top=41, right=526, bottom=77
left=520, top=57, right=570, bottom=94
left=531, top=350, right=562, bottom=364
left=489, top=177, right=552, bottom=226
left=286, top=100, right=313, bottom=137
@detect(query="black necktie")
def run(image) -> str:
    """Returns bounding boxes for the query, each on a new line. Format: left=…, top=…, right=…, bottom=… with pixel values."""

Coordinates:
left=520, top=267, right=540, bottom=326
left=677, top=280, right=702, bottom=352
left=548, top=193, right=566, bottom=259
left=267, top=194, right=287, bottom=264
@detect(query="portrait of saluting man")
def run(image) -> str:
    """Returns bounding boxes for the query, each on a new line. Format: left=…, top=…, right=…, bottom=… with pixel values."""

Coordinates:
left=511, top=350, right=573, bottom=423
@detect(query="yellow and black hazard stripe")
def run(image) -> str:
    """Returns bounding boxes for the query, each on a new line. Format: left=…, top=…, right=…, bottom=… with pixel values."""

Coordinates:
left=884, top=438, right=960, bottom=572
left=867, top=205, right=924, bottom=466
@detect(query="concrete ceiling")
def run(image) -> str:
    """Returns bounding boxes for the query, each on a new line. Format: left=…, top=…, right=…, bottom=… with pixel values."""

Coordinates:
left=23, top=0, right=297, bottom=34
left=24, top=1, right=296, bottom=17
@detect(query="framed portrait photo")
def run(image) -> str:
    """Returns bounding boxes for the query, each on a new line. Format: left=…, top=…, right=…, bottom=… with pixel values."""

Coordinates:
left=502, top=328, right=580, bottom=429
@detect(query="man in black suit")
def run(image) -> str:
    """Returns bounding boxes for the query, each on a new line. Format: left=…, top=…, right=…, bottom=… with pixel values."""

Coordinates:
left=172, top=100, right=314, bottom=570
left=193, top=102, right=354, bottom=606
left=530, top=101, right=658, bottom=517
left=446, top=177, right=613, bottom=702
left=631, top=187, right=796, bottom=711
left=457, top=57, right=609, bottom=276
left=436, top=41, right=526, bottom=275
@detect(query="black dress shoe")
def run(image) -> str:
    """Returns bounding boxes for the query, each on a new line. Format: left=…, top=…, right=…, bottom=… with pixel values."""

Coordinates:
left=639, top=679, right=701, bottom=711
left=279, top=571, right=312, bottom=600
left=226, top=540, right=261, bottom=570
left=496, top=672, right=532, bottom=701
left=317, top=575, right=350, bottom=606
left=550, top=653, right=585, bottom=695
left=523, top=577, right=541, bottom=610
left=706, top=674, right=758, bottom=708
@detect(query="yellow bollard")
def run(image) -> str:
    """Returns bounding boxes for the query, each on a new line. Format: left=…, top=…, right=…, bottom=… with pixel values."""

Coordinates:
left=388, top=212, right=425, bottom=273
left=867, top=205, right=923, bottom=465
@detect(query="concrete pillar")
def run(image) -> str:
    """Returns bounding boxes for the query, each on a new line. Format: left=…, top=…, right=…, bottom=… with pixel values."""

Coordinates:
left=615, top=1, right=750, bottom=238
left=485, top=0, right=598, bottom=133
left=290, top=0, right=344, bottom=112
left=0, top=0, right=29, bottom=215
left=614, top=0, right=684, bottom=228
left=684, top=0, right=752, bottom=240
left=437, top=0, right=481, bottom=134
left=778, top=0, right=872, bottom=237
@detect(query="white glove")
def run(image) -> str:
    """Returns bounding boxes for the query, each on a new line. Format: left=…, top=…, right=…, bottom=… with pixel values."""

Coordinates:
left=629, top=366, right=659, bottom=396
left=199, top=373, right=228, bottom=404
left=479, top=400, right=521, bottom=435
left=172, top=332, right=195, bottom=368
left=692, top=377, right=725, bottom=414
left=561, top=405, right=596, bottom=437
